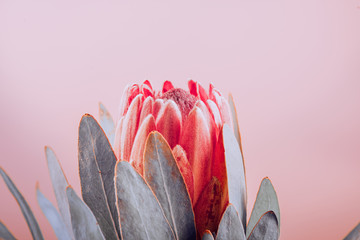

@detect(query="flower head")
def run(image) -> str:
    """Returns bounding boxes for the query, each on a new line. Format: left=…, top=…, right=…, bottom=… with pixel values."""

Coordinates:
left=114, top=80, right=232, bottom=205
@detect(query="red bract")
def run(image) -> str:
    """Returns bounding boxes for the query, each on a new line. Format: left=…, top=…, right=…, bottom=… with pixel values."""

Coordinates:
left=114, top=80, right=233, bottom=207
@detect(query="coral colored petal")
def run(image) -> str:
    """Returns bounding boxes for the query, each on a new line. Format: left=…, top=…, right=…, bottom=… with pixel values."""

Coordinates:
left=188, top=80, right=198, bottom=97
left=218, top=96, right=232, bottom=126
left=162, top=80, right=174, bottom=94
left=198, top=83, right=209, bottom=102
left=156, top=100, right=182, bottom=149
left=139, top=96, right=154, bottom=126
left=113, top=117, right=124, bottom=160
left=207, top=99, right=222, bottom=133
left=195, top=100, right=216, bottom=147
left=130, top=115, right=156, bottom=175
left=172, top=145, right=194, bottom=203
left=120, top=94, right=142, bottom=161
left=141, top=80, right=154, bottom=98
left=153, top=99, right=164, bottom=120
left=180, top=107, right=212, bottom=205
left=118, top=84, right=130, bottom=119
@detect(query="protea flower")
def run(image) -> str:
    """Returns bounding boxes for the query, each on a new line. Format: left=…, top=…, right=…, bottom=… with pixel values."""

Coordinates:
left=0, top=80, right=284, bottom=240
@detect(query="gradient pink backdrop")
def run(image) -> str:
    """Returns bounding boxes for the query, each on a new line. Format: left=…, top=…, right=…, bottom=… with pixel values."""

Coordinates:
left=1, top=0, right=360, bottom=239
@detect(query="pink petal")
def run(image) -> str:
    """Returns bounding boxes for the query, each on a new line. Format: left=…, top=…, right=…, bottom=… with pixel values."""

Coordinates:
left=130, top=115, right=156, bottom=175
left=139, top=96, right=154, bottom=126
left=156, top=100, right=182, bottom=149
left=188, top=80, right=209, bottom=102
left=118, top=84, right=130, bottom=119
left=195, top=100, right=216, bottom=147
left=180, top=106, right=212, bottom=205
left=162, top=80, right=174, bottom=94
left=120, top=94, right=142, bottom=161
left=209, top=84, right=232, bottom=126
left=141, top=80, right=154, bottom=98
left=207, top=99, right=222, bottom=133
left=173, top=145, right=194, bottom=203
left=153, top=99, right=164, bottom=120
left=113, top=117, right=124, bottom=160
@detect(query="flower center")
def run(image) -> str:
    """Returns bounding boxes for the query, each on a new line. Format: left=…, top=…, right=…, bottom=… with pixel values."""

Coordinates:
left=161, top=88, right=197, bottom=119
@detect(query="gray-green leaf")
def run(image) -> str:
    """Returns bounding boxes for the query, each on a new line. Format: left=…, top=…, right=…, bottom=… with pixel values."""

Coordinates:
left=202, top=230, right=214, bottom=240
left=115, top=161, right=176, bottom=240
left=45, top=146, right=74, bottom=239
left=78, top=114, right=120, bottom=239
left=144, top=132, right=196, bottom=240
left=247, top=211, right=279, bottom=240
left=216, top=204, right=245, bottom=240
left=36, top=186, right=72, bottom=240
left=246, top=177, right=280, bottom=238
left=344, top=223, right=360, bottom=240
left=0, top=221, right=16, bottom=240
left=66, top=187, right=105, bottom=240
left=223, top=124, right=247, bottom=231
left=0, top=168, right=44, bottom=240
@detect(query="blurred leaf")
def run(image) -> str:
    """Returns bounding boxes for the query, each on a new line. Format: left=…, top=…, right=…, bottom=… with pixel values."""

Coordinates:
left=223, top=124, right=247, bottom=230
left=78, top=114, right=119, bottom=239
left=45, top=146, right=74, bottom=239
left=194, top=177, right=227, bottom=237
left=202, top=230, right=214, bottom=240
left=0, top=168, right=44, bottom=240
left=246, top=178, right=280, bottom=238
left=144, top=132, right=196, bottom=240
left=216, top=204, right=245, bottom=240
left=36, top=185, right=72, bottom=240
left=344, top=222, right=360, bottom=240
left=115, top=161, right=176, bottom=240
left=247, top=211, right=279, bottom=240
left=0, top=221, right=16, bottom=240
left=66, top=187, right=105, bottom=240
left=228, top=93, right=243, bottom=154
left=99, top=102, right=115, bottom=147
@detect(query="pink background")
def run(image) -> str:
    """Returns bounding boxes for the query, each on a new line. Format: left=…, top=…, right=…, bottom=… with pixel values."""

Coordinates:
left=1, top=0, right=359, bottom=239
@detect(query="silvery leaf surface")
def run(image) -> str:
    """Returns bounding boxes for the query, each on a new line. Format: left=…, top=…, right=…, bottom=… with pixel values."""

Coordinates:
left=0, top=221, right=16, bottom=240
left=0, top=168, right=44, bottom=240
left=202, top=230, right=214, bottom=240
left=115, top=161, right=176, bottom=240
left=216, top=204, right=245, bottom=240
left=228, top=93, right=244, bottom=154
left=78, top=114, right=119, bottom=239
left=246, top=177, right=280, bottom=238
left=247, top=211, right=279, bottom=240
left=143, top=131, right=196, bottom=240
left=222, top=124, right=247, bottom=231
left=344, top=223, right=360, bottom=240
left=66, top=187, right=105, bottom=240
left=45, top=146, right=74, bottom=239
left=99, top=102, right=115, bottom=147
left=36, top=186, right=72, bottom=240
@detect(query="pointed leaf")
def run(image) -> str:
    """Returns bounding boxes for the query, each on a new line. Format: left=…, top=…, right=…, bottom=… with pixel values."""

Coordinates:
left=115, top=161, right=176, bottom=240
left=216, top=204, right=245, bottom=240
left=66, top=187, right=105, bottom=240
left=246, top=177, right=280, bottom=238
left=202, top=230, right=214, bottom=240
left=36, top=185, right=72, bottom=240
left=0, top=221, right=16, bottom=240
left=144, top=132, right=196, bottom=240
left=248, top=211, right=279, bottom=240
left=0, top=168, right=44, bottom=240
left=45, top=146, right=74, bottom=239
left=99, top=102, right=116, bottom=146
left=78, top=114, right=119, bottom=239
left=344, top=223, right=360, bottom=240
left=223, top=124, right=247, bottom=230
left=228, top=94, right=244, bottom=155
